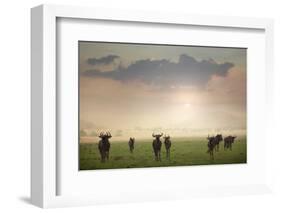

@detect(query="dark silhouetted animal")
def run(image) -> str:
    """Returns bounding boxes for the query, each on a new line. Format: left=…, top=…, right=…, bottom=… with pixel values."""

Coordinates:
left=214, top=134, right=223, bottom=151
left=128, top=137, right=135, bottom=153
left=163, top=135, right=172, bottom=160
left=152, top=133, right=163, bottom=161
left=98, top=131, right=111, bottom=162
left=224, top=136, right=237, bottom=151
left=207, top=135, right=215, bottom=160
left=207, top=134, right=222, bottom=160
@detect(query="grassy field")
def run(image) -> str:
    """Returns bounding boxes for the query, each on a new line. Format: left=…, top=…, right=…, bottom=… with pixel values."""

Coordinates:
left=79, top=137, right=247, bottom=170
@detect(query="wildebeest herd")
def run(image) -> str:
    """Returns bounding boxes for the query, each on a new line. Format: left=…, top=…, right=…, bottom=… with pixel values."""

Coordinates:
left=207, top=134, right=237, bottom=160
left=97, top=131, right=237, bottom=162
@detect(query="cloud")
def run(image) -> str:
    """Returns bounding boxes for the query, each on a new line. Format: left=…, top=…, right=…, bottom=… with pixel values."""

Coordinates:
left=206, top=67, right=246, bottom=104
left=87, top=54, right=120, bottom=66
left=82, top=54, right=234, bottom=87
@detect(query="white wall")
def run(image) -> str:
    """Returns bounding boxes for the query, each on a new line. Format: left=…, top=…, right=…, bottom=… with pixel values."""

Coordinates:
left=0, top=0, right=280, bottom=212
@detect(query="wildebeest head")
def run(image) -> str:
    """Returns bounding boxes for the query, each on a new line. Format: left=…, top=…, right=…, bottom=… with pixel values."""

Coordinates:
left=152, top=133, right=163, bottom=140
left=231, top=136, right=237, bottom=142
left=98, top=131, right=112, bottom=141
left=129, top=137, right=135, bottom=142
left=207, top=135, right=214, bottom=141
left=225, top=135, right=236, bottom=141
left=215, top=134, right=223, bottom=141
left=163, top=135, right=170, bottom=141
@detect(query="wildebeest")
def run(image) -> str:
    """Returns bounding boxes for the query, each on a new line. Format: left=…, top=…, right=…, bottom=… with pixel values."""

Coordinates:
left=207, top=134, right=222, bottom=160
left=214, top=134, right=223, bottom=151
left=207, top=135, right=215, bottom=160
left=163, top=135, right=172, bottom=160
left=128, top=137, right=135, bottom=153
left=152, top=133, right=163, bottom=161
left=98, top=131, right=111, bottom=162
left=224, top=136, right=237, bottom=151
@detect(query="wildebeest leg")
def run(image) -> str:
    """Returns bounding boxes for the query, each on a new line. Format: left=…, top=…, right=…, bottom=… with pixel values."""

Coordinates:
left=167, top=149, right=169, bottom=160
left=154, top=149, right=158, bottom=161
left=106, top=151, right=109, bottom=160
left=100, top=152, right=105, bottom=162
left=230, top=144, right=232, bottom=151
left=102, top=152, right=107, bottom=161
left=159, top=151, right=161, bottom=161
left=210, top=150, right=214, bottom=160
left=99, top=150, right=104, bottom=162
left=168, top=149, right=170, bottom=160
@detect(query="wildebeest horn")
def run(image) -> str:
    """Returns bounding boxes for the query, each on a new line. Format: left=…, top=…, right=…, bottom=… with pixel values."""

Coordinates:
left=99, top=132, right=104, bottom=138
left=152, top=133, right=155, bottom=137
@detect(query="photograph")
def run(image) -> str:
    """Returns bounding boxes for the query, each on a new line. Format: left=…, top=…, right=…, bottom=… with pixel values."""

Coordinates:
left=79, top=41, right=247, bottom=170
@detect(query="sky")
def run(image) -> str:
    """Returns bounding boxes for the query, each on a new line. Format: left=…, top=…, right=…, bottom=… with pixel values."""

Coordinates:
left=79, top=41, right=246, bottom=140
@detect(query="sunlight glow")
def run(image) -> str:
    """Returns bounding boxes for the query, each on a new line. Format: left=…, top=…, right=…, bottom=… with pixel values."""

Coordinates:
left=184, top=103, right=191, bottom=107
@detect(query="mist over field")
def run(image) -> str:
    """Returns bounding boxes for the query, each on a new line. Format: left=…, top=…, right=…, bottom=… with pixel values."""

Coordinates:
left=80, top=131, right=246, bottom=143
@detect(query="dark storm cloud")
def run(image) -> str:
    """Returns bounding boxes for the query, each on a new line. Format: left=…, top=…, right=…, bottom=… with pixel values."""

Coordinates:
left=87, top=54, right=120, bottom=66
left=83, top=54, right=234, bottom=86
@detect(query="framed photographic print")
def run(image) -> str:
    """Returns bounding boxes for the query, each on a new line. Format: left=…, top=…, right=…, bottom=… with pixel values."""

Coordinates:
left=31, top=4, right=274, bottom=208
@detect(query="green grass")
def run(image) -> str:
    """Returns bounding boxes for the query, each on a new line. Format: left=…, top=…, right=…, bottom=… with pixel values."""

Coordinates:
left=79, top=137, right=247, bottom=170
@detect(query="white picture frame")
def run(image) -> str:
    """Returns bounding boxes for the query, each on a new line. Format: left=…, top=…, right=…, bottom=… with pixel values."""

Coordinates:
left=31, top=4, right=274, bottom=208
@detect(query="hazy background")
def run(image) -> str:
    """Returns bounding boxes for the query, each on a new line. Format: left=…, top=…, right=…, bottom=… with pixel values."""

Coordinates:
left=79, top=42, right=246, bottom=141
